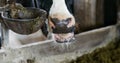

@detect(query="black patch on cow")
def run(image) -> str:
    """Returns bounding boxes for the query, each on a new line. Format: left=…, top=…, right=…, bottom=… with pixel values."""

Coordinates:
left=50, top=17, right=74, bottom=33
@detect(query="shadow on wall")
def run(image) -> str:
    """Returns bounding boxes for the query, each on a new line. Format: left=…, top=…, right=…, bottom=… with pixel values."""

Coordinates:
left=104, top=0, right=117, bottom=26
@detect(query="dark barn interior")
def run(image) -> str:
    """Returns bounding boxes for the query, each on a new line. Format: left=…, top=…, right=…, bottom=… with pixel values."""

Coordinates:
left=104, top=0, right=117, bottom=26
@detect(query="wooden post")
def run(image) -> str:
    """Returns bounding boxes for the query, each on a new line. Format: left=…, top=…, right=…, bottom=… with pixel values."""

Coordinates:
left=96, top=0, right=104, bottom=27
left=74, top=0, right=97, bottom=33
left=1, top=22, right=9, bottom=47
left=0, top=16, right=9, bottom=48
left=0, top=0, right=9, bottom=47
left=74, top=0, right=105, bottom=33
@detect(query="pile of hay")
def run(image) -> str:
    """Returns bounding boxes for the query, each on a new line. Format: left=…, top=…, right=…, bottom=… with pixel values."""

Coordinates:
left=70, top=39, right=120, bottom=63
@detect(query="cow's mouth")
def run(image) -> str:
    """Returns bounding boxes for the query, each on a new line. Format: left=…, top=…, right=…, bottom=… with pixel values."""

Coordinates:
left=53, top=33, right=75, bottom=43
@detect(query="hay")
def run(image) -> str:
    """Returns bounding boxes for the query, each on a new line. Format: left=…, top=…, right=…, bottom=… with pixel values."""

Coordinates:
left=70, top=39, right=120, bottom=63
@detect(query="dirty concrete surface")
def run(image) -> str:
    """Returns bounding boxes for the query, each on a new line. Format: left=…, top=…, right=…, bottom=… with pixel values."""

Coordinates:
left=0, top=25, right=117, bottom=63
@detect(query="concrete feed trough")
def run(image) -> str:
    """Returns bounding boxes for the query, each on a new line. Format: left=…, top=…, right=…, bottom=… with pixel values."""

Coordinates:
left=0, top=25, right=117, bottom=63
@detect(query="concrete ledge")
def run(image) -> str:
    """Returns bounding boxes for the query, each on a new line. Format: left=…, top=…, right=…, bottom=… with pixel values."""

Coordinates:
left=0, top=49, right=5, bottom=62
left=0, top=25, right=117, bottom=63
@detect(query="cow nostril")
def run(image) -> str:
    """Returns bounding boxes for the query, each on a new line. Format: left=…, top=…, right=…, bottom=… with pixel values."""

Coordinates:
left=55, top=24, right=64, bottom=27
left=59, top=24, right=64, bottom=27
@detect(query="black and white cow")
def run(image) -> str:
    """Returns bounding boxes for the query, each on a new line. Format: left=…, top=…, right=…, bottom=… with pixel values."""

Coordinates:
left=48, top=0, right=75, bottom=43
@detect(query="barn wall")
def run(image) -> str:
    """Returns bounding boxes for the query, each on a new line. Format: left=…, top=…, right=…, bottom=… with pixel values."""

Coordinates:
left=96, top=0, right=104, bottom=27
left=74, top=0, right=118, bottom=33
left=74, top=0, right=103, bottom=33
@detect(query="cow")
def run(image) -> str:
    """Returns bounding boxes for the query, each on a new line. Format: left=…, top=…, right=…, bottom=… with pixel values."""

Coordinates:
left=48, top=0, right=75, bottom=43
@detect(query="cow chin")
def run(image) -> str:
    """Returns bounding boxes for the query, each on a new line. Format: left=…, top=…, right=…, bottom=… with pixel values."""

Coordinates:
left=53, top=32, right=75, bottom=43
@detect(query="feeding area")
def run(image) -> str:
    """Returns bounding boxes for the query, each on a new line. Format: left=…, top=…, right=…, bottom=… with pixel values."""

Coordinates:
left=0, top=0, right=119, bottom=63
left=70, top=38, right=120, bottom=63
